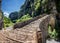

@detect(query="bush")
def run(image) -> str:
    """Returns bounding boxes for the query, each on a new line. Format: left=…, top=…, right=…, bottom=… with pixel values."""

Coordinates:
left=48, top=26, right=58, bottom=39
left=16, top=14, right=32, bottom=23
left=3, top=16, right=13, bottom=28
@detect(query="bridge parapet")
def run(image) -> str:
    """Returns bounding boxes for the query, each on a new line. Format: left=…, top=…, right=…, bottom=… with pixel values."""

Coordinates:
left=0, top=15, right=51, bottom=43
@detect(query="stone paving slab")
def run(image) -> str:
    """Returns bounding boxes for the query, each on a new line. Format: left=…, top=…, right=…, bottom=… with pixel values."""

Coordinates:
left=0, top=29, right=38, bottom=43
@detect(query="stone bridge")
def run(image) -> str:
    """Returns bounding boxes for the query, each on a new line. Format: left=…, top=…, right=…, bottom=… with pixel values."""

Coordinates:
left=0, top=14, right=54, bottom=43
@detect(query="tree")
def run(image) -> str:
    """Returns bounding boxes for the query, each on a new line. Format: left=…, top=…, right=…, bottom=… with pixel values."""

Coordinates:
left=9, top=11, right=19, bottom=23
left=19, top=0, right=43, bottom=17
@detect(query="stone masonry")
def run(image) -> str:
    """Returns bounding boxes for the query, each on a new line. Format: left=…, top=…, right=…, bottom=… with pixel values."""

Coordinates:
left=0, top=15, right=51, bottom=43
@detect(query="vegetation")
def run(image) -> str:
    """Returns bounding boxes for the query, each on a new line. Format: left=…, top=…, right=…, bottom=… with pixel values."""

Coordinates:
left=48, top=26, right=58, bottom=39
left=16, top=14, right=32, bottom=23
left=9, top=0, right=50, bottom=24
left=3, top=0, right=60, bottom=40
left=9, top=11, right=19, bottom=23
left=3, top=16, right=13, bottom=28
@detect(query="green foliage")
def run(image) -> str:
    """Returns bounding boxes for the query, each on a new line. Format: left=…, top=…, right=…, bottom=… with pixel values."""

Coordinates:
left=3, top=16, right=13, bottom=28
left=18, top=0, right=50, bottom=17
left=16, top=14, right=32, bottom=23
left=48, top=26, right=58, bottom=39
left=3, top=0, right=54, bottom=26
left=9, top=11, right=19, bottom=23
left=35, top=3, right=40, bottom=10
left=34, top=0, right=40, bottom=10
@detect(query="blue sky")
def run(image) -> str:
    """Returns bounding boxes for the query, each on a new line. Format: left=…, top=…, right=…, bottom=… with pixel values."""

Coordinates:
left=2, top=0, right=25, bottom=14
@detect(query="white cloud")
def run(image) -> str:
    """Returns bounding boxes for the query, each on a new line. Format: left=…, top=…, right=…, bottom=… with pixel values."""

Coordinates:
left=3, top=12, right=9, bottom=18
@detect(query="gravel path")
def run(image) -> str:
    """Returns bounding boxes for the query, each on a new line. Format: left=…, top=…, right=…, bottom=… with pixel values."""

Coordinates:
left=46, top=39, right=60, bottom=43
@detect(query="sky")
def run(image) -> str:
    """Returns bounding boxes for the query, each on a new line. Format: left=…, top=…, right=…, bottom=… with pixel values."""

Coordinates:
left=2, top=0, right=25, bottom=15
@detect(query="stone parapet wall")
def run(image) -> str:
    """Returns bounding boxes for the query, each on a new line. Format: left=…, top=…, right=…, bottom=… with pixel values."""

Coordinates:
left=39, top=15, right=50, bottom=43
left=13, top=14, right=46, bottom=29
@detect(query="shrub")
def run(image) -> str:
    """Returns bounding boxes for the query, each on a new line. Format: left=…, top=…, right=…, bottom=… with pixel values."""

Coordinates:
left=16, top=14, right=32, bottom=23
left=48, top=26, right=58, bottom=39
left=3, top=16, right=13, bottom=28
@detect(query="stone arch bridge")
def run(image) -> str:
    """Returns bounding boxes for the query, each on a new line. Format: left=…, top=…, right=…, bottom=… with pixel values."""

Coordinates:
left=0, top=14, right=55, bottom=43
